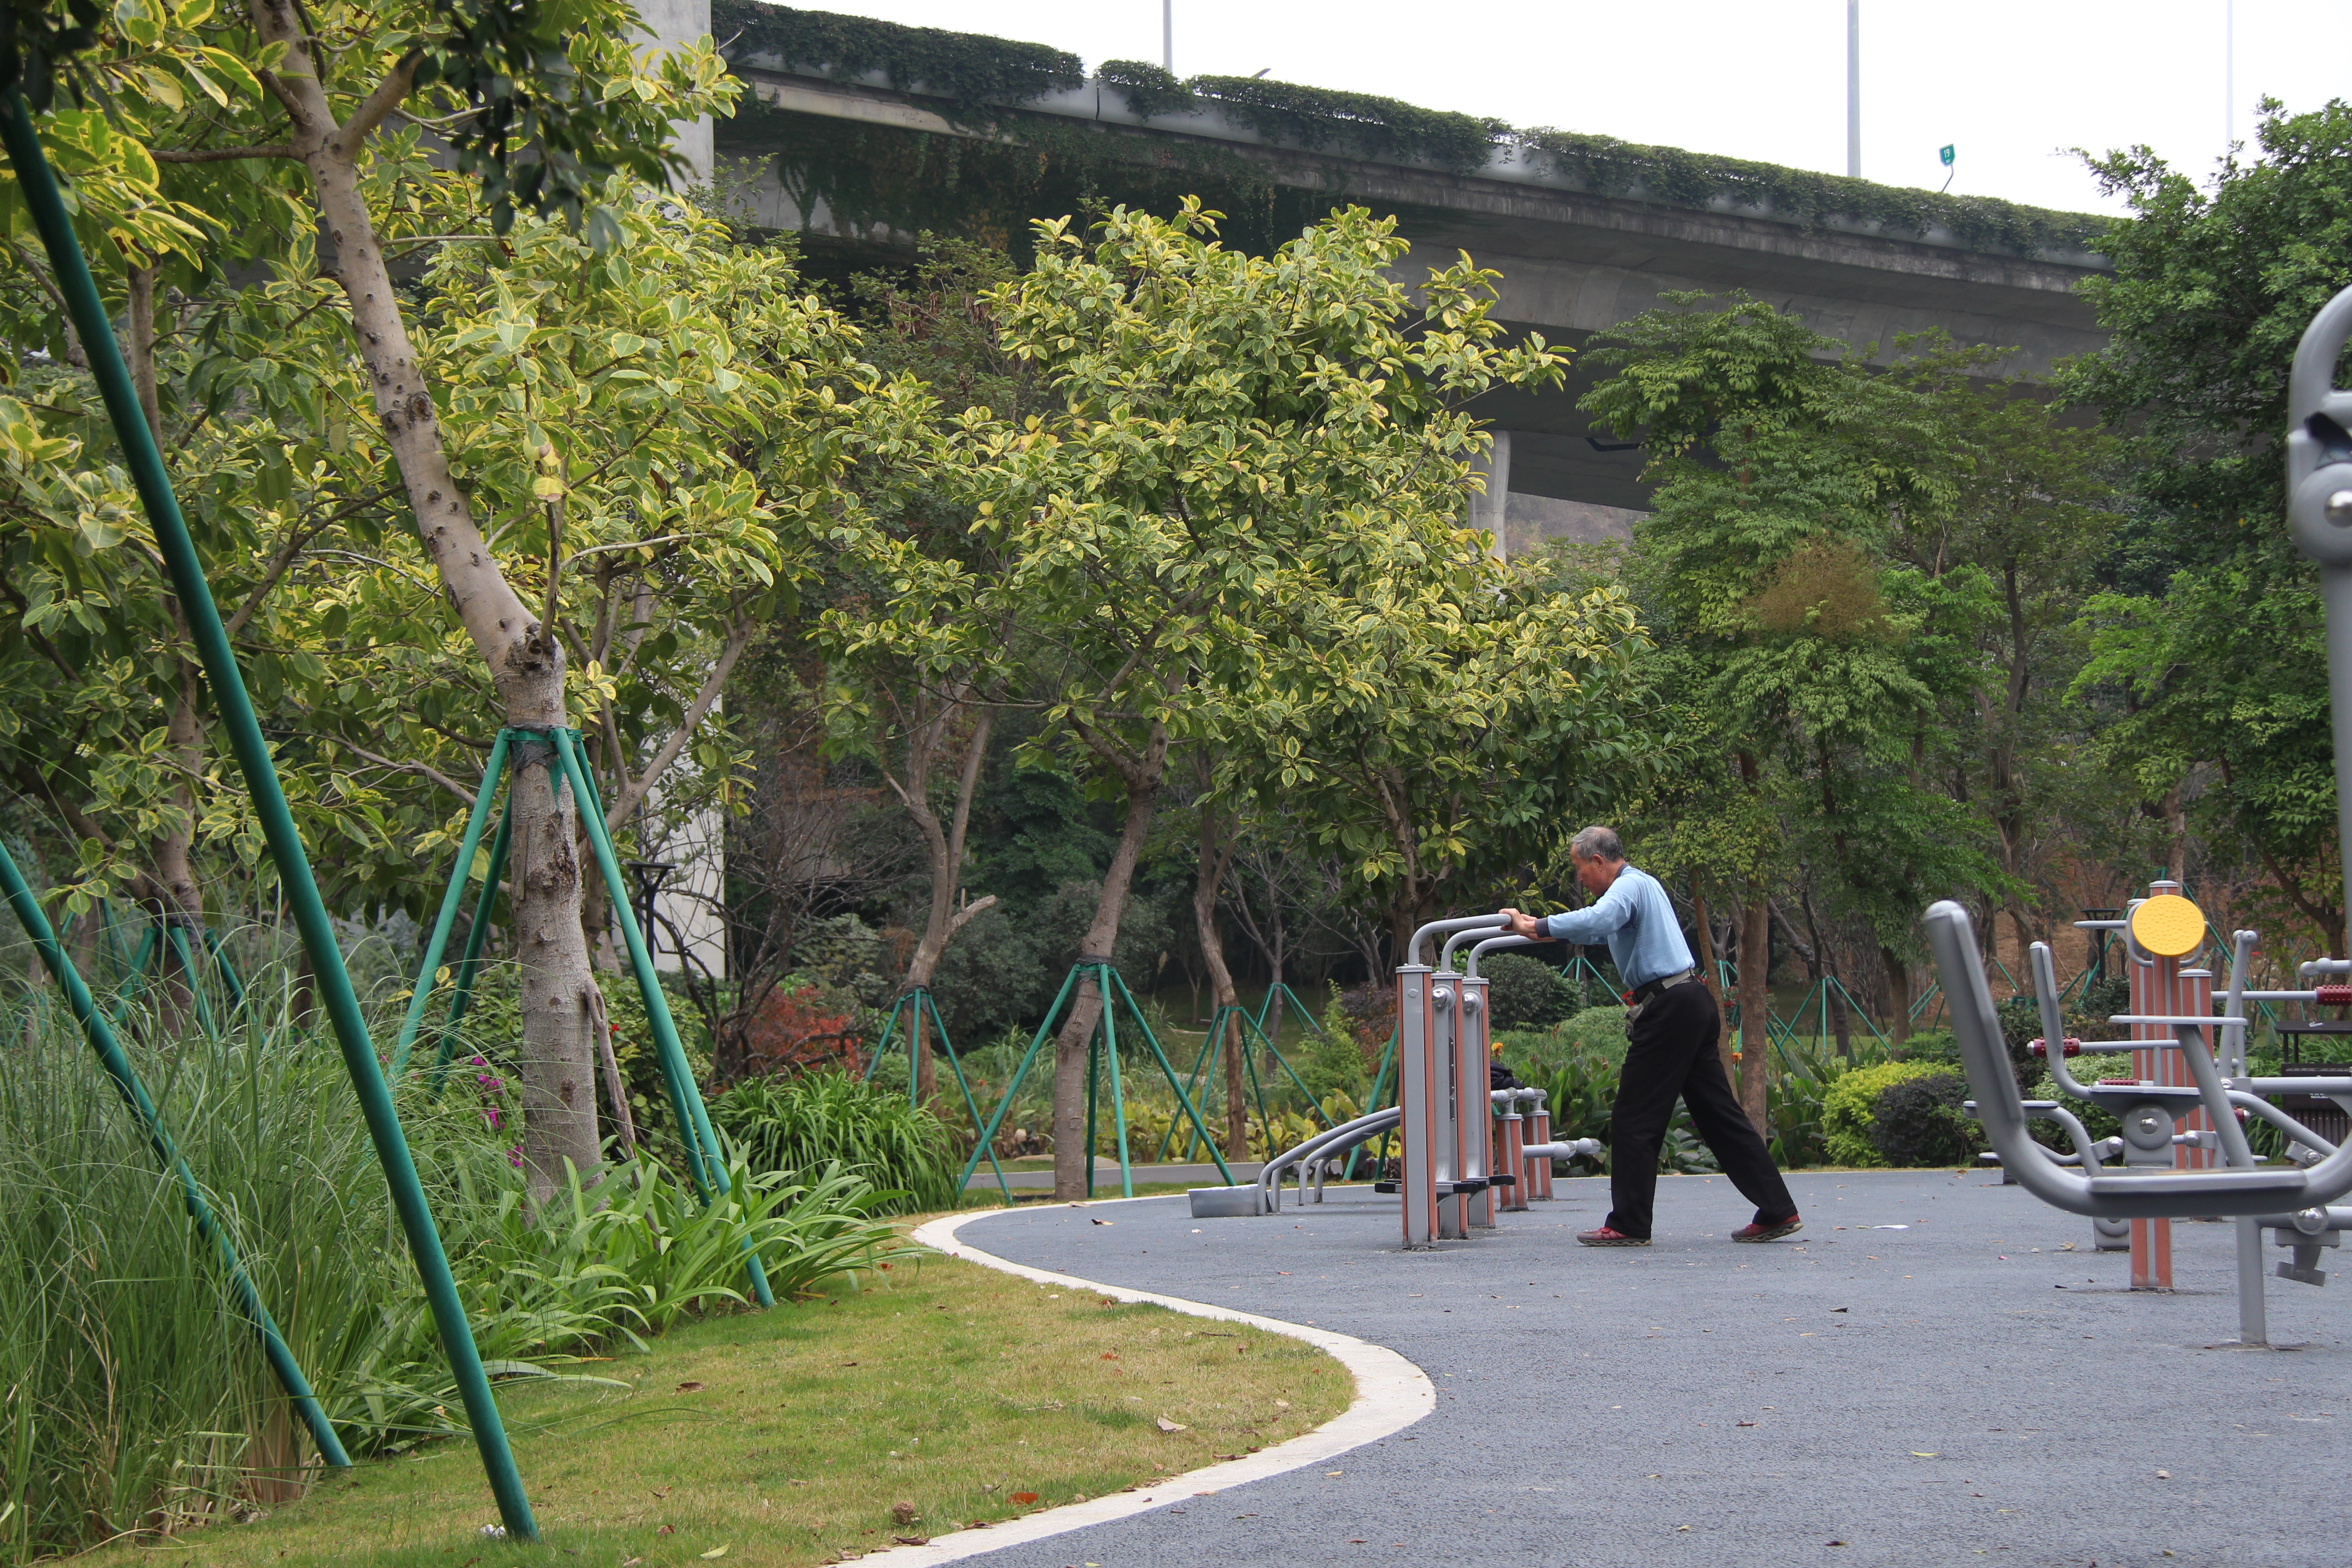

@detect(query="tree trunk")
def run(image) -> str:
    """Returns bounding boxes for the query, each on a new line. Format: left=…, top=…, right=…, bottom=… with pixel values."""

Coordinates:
left=1735, top=893, right=1772, bottom=1137
left=1881, top=946, right=1912, bottom=1044
left=252, top=4, right=603, bottom=1198
left=1190, top=802, right=1246, bottom=1160
left=1690, top=877, right=1737, bottom=1084
left=898, top=705, right=994, bottom=1107
left=1050, top=726, right=1168, bottom=1199
left=126, top=264, right=160, bottom=444
left=2161, top=785, right=2188, bottom=884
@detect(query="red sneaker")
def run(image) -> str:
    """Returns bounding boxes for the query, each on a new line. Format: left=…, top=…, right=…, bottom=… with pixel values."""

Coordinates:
left=1732, top=1215, right=1803, bottom=1243
left=1576, top=1225, right=1650, bottom=1247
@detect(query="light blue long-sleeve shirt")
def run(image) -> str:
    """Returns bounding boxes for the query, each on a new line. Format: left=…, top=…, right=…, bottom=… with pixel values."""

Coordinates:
left=1536, top=864, right=1693, bottom=992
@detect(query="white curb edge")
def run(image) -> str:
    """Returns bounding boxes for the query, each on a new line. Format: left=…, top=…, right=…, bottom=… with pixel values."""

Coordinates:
left=858, top=1199, right=1436, bottom=1563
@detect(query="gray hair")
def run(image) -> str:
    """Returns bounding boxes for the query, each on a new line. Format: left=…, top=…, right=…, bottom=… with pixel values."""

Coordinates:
left=1569, top=825, right=1625, bottom=862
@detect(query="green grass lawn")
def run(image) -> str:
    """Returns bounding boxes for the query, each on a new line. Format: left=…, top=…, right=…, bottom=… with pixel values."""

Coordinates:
left=110, top=1245, right=1352, bottom=1568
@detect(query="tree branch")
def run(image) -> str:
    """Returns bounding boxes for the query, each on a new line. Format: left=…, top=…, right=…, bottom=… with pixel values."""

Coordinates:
left=603, top=619, right=758, bottom=831
left=337, top=49, right=424, bottom=149
left=155, top=144, right=297, bottom=162
left=945, top=892, right=997, bottom=937
left=330, top=738, right=475, bottom=806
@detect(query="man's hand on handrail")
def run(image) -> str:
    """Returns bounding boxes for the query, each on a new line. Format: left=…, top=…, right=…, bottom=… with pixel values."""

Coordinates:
left=1499, top=907, right=1544, bottom=941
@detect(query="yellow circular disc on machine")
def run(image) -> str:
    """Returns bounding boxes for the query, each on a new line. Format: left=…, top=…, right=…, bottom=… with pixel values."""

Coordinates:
left=2130, top=893, right=2207, bottom=958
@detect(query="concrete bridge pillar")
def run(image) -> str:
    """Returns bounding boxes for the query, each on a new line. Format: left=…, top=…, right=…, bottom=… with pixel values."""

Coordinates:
left=1471, top=431, right=1513, bottom=561
left=636, top=0, right=715, bottom=185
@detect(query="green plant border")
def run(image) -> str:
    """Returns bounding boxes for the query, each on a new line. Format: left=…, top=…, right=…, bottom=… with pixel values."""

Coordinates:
left=715, top=0, right=1083, bottom=122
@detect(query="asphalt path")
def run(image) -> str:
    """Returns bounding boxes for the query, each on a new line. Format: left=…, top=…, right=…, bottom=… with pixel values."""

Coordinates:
left=946, top=1169, right=2352, bottom=1568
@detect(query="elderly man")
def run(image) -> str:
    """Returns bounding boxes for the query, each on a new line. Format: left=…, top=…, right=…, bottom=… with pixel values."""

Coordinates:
left=1503, top=826, right=1800, bottom=1247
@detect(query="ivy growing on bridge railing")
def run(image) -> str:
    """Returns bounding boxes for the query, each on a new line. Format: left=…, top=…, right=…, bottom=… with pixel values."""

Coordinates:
left=714, top=0, right=1082, bottom=123
left=722, top=1, right=2106, bottom=260
left=1515, top=128, right=2107, bottom=258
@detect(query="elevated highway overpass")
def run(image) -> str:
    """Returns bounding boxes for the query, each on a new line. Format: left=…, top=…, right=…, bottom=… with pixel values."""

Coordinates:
left=689, top=1, right=2111, bottom=543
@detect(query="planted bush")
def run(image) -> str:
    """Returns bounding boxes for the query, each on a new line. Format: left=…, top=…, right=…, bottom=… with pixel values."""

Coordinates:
left=1822, top=1059, right=1951, bottom=1167
left=710, top=1068, right=960, bottom=1214
left=1867, top=1072, right=1984, bottom=1167
left=1482, top=953, right=1577, bottom=1030
left=0, top=979, right=909, bottom=1560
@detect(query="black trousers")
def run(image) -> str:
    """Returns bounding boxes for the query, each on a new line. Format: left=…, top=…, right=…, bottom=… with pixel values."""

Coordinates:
left=1605, top=979, right=1797, bottom=1239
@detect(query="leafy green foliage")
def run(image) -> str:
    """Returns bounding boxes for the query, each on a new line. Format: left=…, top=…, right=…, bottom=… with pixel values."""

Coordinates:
left=2061, top=99, right=2352, bottom=949
left=1822, top=1059, right=1951, bottom=1167
left=1518, top=128, right=2104, bottom=258
left=710, top=1067, right=959, bottom=1215
left=1481, top=953, right=1576, bottom=1030
left=1867, top=1070, right=1983, bottom=1168
left=0, top=0, right=102, bottom=108
left=0, top=981, right=901, bottom=1557
left=415, top=0, right=738, bottom=241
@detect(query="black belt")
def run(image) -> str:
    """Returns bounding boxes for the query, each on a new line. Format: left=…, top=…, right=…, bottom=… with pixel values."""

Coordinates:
left=1629, top=969, right=1698, bottom=1004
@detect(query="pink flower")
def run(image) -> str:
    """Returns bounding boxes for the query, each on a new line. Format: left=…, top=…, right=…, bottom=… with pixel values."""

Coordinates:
left=507, top=1143, right=524, bottom=1168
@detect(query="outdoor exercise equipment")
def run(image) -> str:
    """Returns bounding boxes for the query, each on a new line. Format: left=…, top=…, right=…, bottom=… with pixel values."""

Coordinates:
left=958, top=958, right=1235, bottom=1200
left=1924, top=283, right=2352, bottom=1349
left=1196, top=921, right=1597, bottom=1229
left=391, top=727, right=775, bottom=1308
left=1386, top=915, right=1601, bottom=1249
left=866, top=987, right=1013, bottom=1202
left=0, top=91, right=536, bottom=1535
left=1938, top=903, right=2352, bottom=1348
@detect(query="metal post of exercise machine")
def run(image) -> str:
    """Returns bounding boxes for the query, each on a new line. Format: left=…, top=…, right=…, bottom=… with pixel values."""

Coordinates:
left=1467, top=933, right=1547, bottom=1225
left=1396, top=915, right=1505, bottom=1249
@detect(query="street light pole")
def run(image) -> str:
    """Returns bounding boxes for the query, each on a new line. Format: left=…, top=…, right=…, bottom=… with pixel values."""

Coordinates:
left=1164, top=0, right=1174, bottom=73
left=1846, top=0, right=1861, bottom=179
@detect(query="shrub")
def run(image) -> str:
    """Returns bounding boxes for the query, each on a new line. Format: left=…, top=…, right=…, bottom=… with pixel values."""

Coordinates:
left=710, top=1068, right=959, bottom=1214
left=1823, top=1060, right=1951, bottom=1167
left=1296, top=1013, right=1369, bottom=1107
left=1891, top=1029, right=1960, bottom=1063
left=2026, top=1051, right=2134, bottom=1147
left=1560, top=1004, right=1632, bottom=1066
left=1483, top=953, right=1577, bottom=1030
left=1867, top=1072, right=1984, bottom=1167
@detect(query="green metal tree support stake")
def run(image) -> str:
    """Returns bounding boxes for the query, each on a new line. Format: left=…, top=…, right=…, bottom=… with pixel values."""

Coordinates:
left=390, top=729, right=513, bottom=1077
left=0, top=839, right=352, bottom=1469
left=0, top=90, right=538, bottom=1540
left=428, top=791, right=513, bottom=1096
left=551, top=727, right=775, bottom=1309
left=864, top=989, right=1014, bottom=1203
left=958, top=961, right=1235, bottom=1199
left=403, top=729, right=773, bottom=1305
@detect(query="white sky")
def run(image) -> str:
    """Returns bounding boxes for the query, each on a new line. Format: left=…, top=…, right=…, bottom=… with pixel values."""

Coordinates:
left=781, top=1, right=2349, bottom=216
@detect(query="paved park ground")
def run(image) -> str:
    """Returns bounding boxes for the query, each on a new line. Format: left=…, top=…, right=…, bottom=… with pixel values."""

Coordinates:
left=943, top=1169, right=2352, bottom=1567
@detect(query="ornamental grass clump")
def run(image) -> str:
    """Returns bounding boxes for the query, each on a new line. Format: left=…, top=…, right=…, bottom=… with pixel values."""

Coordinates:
left=0, top=975, right=908, bottom=1561
left=710, top=1068, right=960, bottom=1214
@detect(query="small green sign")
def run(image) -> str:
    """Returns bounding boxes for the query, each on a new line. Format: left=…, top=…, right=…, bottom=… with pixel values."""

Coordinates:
left=1939, top=144, right=1956, bottom=167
